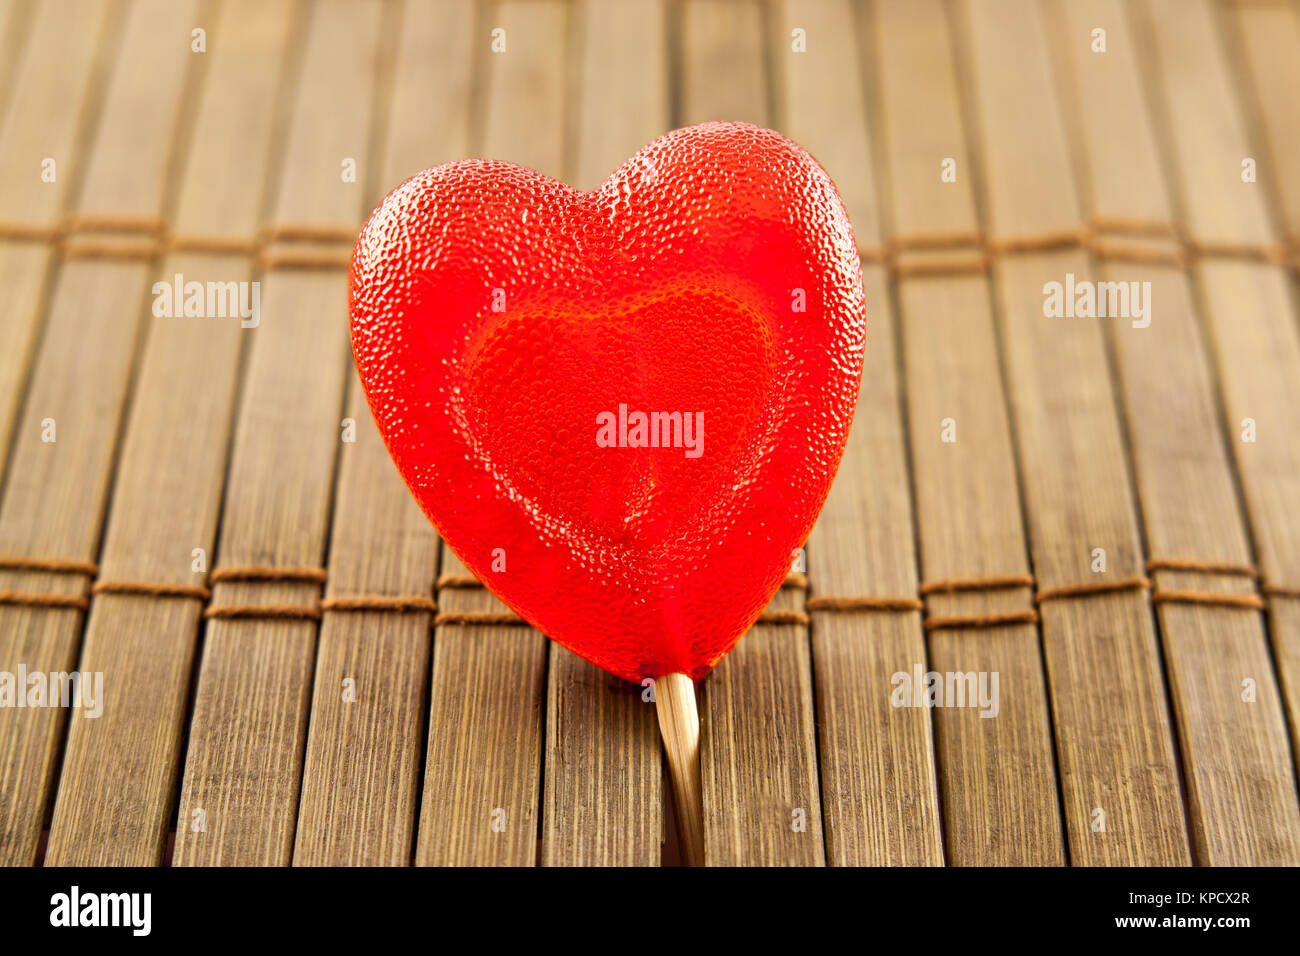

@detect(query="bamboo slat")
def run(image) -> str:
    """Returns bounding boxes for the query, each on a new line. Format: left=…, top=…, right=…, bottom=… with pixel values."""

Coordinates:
left=0, top=0, right=26, bottom=119
left=415, top=0, right=565, bottom=867
left=700, top=592, right=823, bottom=867
left=874, top=0, right=1063, bottom=866
left=1222, top=0, right=1300, bottom=780
left=43, top=0, right=299, bottom=867
left=1111, top=268, right=1300, bottom=866
left=1045, top=0, right=1172, bottom=228
left=417, top=547, right=548, bottom=866
left=773, top=0, right=881, bottom=247
left=1137, top=0, right=1274, bottom=250
left=170, top=273, right=351, bottom=868
left=900, top=262, right=1065, bottom=870
left=540, top=0, right=667, bottom=868
left=680, top=0, right=824, bottom=867
left=572, top=0, right=671, bottom=189
left=1138, top=0, right=1300, bottom=769
left=0, top=0, right=199, bottom=867
left=1178, top=0, right=1300, bottom=769
left=0, top=243, right=54, bottom=483
left=42, top=253, right=245, bottom=864
left=1230, top=0, right=1300, bottom=243
left=291, top=378, right=437, bottom=866
left=73, top=5, right=201, bottom=226
left=293, top=608, right=431, bottom=866
left=773, top=0, right=943, bottom=866
left=807, top=266, right=945, bottom=867
left=0, top=0, right=117, bottom=485
left=173, top=0, right=386, bottom=866
left=543, top=661, right=661, bottom=866
left=959, top=0, right=1189, bottom=865
left=1053, top=0, right=1300, bottom=865
left=294, top=0, right=472, bottom=867
left=1196, top=258, right=1300, bottom=743
left=168, top=0, right=304, bottom=248
left=369, top=0, right=476, bottom=199
left=0, top=0, right=115, bottom=232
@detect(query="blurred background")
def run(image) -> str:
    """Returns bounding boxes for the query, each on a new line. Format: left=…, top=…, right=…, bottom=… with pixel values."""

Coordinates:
left=0, top=0, right=1298, bottom=868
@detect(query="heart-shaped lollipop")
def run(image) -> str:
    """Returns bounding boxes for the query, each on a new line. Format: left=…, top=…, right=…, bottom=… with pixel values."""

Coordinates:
left=349, top=122, right=865, bottom=685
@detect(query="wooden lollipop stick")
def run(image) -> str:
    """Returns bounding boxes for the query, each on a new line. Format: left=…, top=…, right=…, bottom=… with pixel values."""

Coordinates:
left=655, top=672, right=705, bottom=866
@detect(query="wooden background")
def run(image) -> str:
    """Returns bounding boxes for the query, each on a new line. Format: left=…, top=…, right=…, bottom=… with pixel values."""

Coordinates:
left=1, top=0, right=1299, bottom=866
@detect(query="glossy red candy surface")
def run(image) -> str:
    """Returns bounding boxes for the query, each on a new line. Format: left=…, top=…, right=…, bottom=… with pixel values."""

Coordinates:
left=349, top=122, right=866, bottom=682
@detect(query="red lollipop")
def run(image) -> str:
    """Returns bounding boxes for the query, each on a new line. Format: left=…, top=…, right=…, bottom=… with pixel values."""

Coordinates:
left=349, top=122, right=866, bottom=862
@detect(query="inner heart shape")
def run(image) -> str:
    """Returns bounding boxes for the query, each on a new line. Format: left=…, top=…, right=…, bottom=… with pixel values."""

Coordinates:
left=349, top=122, right=866, bottom=682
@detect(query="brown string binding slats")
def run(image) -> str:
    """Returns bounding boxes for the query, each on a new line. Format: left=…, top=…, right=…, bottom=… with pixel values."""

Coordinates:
left=0, top=590, right=89, bottom=610
left=436, top=574, right=483, bottom=589
left=320, top=595, right=437, bottom=613
left=0, top=557, right=97, bottom=610
left=12, top=213, right=1292, bottom=274
left=1035, top=576, right=1151, bottom=601
left=255, top=251, right=352, bottom=272
left=924, top=610, right=1040, bottom=632
left=1033, top=574, right=1268, bottom=611
left=758, top=609, right=810, bottom=625
left=1145, top=557, right=1260, bottom=578
left=1087, top=216, right=1181, bottom=238
left=0, top=556, right=99, bottom=575
left=434, top=611, right=528, bottom=626
left=1184, top=238, right=1289, bottom=265
left=866, top=218, right=1293, bottom=274
left=261, top=224, right=358, bottom=244
left=169, top=235, right=261, bottom=255
left=204, top=605, right=321, bottom=621
left=0, top=222, right=61, bottom=241
left=61, top=238, right=165, bottom=261
left=91, top=580, right=211, bottom=600
left=890, top=229, right=986, bottom=252
left=803, top=575, right=1029, bottom=629
left=783, top=572, right=809, bottom=589
left=986, top=228, right=1087, bottom=255
left=879, top=230, right=990, bottom=280
left=919, top=574, right=1034, bottom=594
left=1262, top=584, right=1300, bottom=598
left=0, top=212, right=364, bottom=267
left=892, top=254, right=990, bottom=280
left=203, top=566, right=329, bottom=620
left=1151, top=589, right=1266, bottom=610
left=915, top=573, right=1037, bottom=631
left=207, top=596, right=438, bottom=620
left=1144, top=557, right=1272, bottom=609
left=258, top=223, right=356, bottom=272
left=61, top=214, right=167, bottom=234
left=209, top=566, right=328, bottom=583
left=57, top=215, right=169, bottom=261
left=806, top=595, right=923, bottom=612
left=1084, top=236, right=1187, bottom=268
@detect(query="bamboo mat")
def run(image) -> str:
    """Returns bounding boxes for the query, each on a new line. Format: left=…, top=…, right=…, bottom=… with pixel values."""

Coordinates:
left=1, top=0, right=1298, bottom=867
